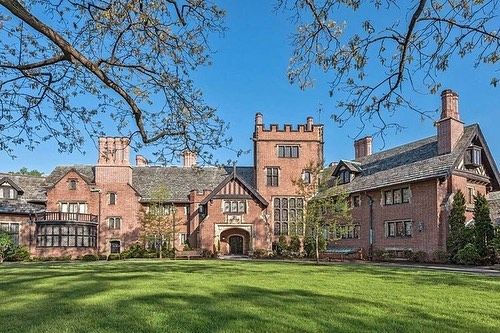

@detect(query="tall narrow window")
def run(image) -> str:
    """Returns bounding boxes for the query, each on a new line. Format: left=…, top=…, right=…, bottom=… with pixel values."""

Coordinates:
left=266, top=167, right=279, bottom=187
left=0, top=222, right=19, bottom=245
left=109, top=192, right=117, bottom=205
left=302, top=170, right=311, bottom=184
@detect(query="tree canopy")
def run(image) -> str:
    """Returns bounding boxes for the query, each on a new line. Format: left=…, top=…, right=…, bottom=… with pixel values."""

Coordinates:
left=279, top=0, right=499, bottom=137
left=0, top=0, right=228, bottom=161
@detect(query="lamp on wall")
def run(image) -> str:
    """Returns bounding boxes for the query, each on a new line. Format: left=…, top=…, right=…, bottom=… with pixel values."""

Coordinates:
left=418, top=222, right=424, bottom=232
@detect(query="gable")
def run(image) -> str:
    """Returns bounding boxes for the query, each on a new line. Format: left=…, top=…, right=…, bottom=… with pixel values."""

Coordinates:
left=0, top=177, right=23, bottom=195
left=452, top=126, right=500, bottom=190
left=50, top=168, right=92, bottom=188
left=200, top=173, right=268, bottom=207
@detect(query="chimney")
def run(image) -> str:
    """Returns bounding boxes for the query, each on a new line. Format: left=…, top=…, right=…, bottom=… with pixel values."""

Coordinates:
left=255, top=113, right=263, bottom=126
left=437, top=89, right=464, bottom=155
left=136, top=155, right=148, bottom=167
left=306, top=116, right=313, bottom=131
left=354, top=136, right=373, bottom=159
left=183, top=150, right=197, bottom=167
left=98, top=137, right=130, bottom=165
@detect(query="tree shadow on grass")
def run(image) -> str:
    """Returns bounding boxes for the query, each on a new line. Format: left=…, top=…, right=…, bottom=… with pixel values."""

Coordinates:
left=1, top=260, right=499, bottom=333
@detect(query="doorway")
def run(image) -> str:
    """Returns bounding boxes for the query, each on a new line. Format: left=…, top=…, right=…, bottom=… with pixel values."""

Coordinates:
left=228, top=235, right=243, bottom=255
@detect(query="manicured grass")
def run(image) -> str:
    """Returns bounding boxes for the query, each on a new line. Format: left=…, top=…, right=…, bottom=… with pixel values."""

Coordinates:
left=1, top=260, right=499, bottom=333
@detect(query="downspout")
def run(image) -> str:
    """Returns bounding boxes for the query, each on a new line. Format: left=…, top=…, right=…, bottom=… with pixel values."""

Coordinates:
left=367, top=193, right=374, bottom=261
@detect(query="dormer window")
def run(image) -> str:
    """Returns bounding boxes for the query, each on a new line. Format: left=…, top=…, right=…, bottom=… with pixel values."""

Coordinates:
left=0, top=186, right=17, bottom=199
left=465, top=146, right=482, bottom=167
left=338, top=169, right=350, bottom=184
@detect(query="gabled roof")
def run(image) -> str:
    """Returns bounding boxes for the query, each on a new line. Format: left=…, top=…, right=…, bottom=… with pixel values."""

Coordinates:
left=132, top=166, right=255, bottom=202
left=0, top=177, right=24, bottom=194
left=45, top=165, right=95, bottom=187
left=331, top=160, right=362, bottom=176
left=200, top=170, right=268, bottom=207
left=325, top=124, right=499, bottom=193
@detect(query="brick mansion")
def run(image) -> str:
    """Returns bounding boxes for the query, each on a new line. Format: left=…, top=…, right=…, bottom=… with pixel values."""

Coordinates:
left=1, top=90, right=499, bottom=258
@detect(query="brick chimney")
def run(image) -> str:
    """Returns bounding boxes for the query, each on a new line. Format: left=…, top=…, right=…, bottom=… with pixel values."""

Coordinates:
left=98, top=137, right=130, bottom=165
left=96, top=137, right=132, bottom=184
left=354, top=136, right=373, bottom=159
left=136, top=155, right=148, bottom=167
left=436, top=89, right=464, bottom=155
left=183, top=150, right=196, bottom=167
left=306, top=116, right=313, bottom=131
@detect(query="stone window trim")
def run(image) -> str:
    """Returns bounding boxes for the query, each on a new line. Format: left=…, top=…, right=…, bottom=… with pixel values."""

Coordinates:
left=277, top=145, right=300, bottom=158
left=0, top=222, right=20, bottom=245
left=266, top=167, right=280, bottom=187
left=36, top=223, right=97, bottom=248
left=327, top=224, right=360, bottom=240
left=108, top=192, right=117, bottom=205
left=385, top=220, right=413, bottom=238
left=59, top=202, right=88, bottom=214
left=110, top=240, right=121, bottom=254
left=222, top=200, right=246, bottom=214
left=352, top=195, right=361, bottom=208
left=383, top=187, right=411, bottom=206
left=108, top=216, right=122, bottom=230
left=302, top=170, right=312, bottom=184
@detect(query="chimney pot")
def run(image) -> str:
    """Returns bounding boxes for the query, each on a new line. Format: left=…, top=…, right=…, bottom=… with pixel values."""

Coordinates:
left=136, top=155, right=148, bottom=167
left=306, top=116, right=313, bottom=131
left=437, top=89, right=464, bottom=155
left=441, top=89, right=459, bottom=120
left=255, top=113, right=263, bottom=126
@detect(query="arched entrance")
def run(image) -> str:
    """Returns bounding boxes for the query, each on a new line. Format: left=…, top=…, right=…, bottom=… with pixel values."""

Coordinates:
left=228, top=235, right=243, bottom=255
left=219, top=227, right=250, bottom=255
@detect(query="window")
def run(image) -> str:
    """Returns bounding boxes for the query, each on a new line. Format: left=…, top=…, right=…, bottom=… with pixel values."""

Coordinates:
left=110, top=240, right=121, bottom=254
left=36, top=223, right=97, bottom=247
left=386, top=220, right=412, bottom=238
left=352, top=195, right=361, bottom=208
left=274, top=197, right=304, bottom=236
left=68, top=179, right=77, bottom=190
left=467, top=187, right=475, bottom=205
left=278, top=145, right=299, bottom=158
left=180, top=233, right=187, bottom=245
left=108, top=217, right=121, bottom=230
left=338, top=169, right=350, bottom=184
left=302, top=170, right=311, bottom=184
left=0, top=186, right=17, bottom=199
left=465, top=147, right=482, bottom=167
left=333, top=225, right=360, bottom=239
left=223, top=200, right=246, bottom=214
left=109, top=192, right=117, bottom=205
left=266, top=167, right=279, bottom=187
left=0, top=222, right=20, bottom=245
left=149, top=204, right=175, bottom=215
left=60, top=202, right=88, bottom=215
left=384, top=187, right=410, bottom=205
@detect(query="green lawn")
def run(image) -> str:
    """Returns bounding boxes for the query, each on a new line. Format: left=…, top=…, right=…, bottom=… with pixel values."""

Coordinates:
left=1, top=260, right=499, bottom=333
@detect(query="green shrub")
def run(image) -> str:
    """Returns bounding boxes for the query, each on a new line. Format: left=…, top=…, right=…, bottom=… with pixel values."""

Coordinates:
left=289, top=236, right=301, bottom=253
left=432, top=250, right=449, bottom=264
left=4, top=245, right=30, bottom=262
left=411, top=251, right=428, bottom=263
left=98, top=255, right=108, bottom=261
left=455, top=243, right=480, bottom=265
left=121, top=243, right=146, bottom=259
left=161, top=248, right=175, bottom=258
left=143, top=252, right=157, bottom=259
left=252, top=248, right=268, bottom=259
left=200, top=249, right=213, bottom=258
left=81, top=254, right=99, bottom=261
left=403, top=249, right=413, bottom=260
left=107, top=254, right=121, bottom=261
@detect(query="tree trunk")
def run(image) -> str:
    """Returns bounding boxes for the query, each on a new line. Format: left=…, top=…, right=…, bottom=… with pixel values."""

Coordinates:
left=315, top=231, right=320, bottom=264
left=159, top=235, right=163, bottom=259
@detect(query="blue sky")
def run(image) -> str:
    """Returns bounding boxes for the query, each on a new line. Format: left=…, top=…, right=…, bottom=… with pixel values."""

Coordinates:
left=2, top=1, right=499, bottom=174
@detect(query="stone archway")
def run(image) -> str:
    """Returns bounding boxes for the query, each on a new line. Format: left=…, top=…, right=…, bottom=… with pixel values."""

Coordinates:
left=218, top=227, right=251, bottom=255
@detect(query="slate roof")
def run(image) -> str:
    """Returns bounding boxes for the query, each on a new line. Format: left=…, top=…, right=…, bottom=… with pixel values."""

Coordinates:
left=0, top=173, right=47, bottom=214
left=0, top=173, right=46, bottom=201
left=325, top=124, right=497, bottom=193
left=45, top=165, right=95, bottom=187
left=132, top=166, right=255, bottom=202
